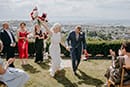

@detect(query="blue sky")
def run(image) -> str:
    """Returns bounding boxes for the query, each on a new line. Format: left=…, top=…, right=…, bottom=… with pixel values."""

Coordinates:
left=0, top=0, right=130, bottom=21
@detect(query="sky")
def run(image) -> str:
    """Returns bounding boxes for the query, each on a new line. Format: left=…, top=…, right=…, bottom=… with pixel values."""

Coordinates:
left=0, top=0, right=130, bottom=22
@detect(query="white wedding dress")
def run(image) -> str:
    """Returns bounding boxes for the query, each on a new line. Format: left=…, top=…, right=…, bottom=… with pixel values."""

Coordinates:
left=49, top=31, right=63, bottom=76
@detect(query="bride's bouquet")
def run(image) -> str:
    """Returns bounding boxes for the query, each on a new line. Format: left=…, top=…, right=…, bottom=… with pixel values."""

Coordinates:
left=30, top=6, right=49, bottom=40
left=30, top=6, right=48, bottom=26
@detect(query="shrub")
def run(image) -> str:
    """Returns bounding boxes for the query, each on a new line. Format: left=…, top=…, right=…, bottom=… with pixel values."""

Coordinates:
left=1, top=40, right=124, bottom=57
left=87, top=40, right=122, bottom=57
left=60, top=40, right=124, bottom=57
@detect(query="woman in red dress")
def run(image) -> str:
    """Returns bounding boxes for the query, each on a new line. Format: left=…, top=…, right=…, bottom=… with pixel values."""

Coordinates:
left=17, top=22, right=29, bottom=65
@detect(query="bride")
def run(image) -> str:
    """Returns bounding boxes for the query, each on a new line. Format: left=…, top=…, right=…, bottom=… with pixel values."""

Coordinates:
left=42, top=22, right=64, bottom=77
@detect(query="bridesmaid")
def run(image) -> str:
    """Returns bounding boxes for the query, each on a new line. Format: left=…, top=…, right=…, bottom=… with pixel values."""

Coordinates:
left=34, top=24, right=44, bottom=63
left=17, top=22, right=29, bottom=65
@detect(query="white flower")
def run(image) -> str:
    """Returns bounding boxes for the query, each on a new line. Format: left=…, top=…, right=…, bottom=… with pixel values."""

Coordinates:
left=80, top=31, right=83, bottom=35
left=32, top=10, right=38, bottom=19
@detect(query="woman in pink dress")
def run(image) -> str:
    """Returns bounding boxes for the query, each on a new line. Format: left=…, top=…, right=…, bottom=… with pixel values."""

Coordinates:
left=17, top=22, right=29, bottom=65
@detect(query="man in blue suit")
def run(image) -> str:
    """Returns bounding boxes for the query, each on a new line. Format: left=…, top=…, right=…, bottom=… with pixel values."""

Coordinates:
left=67, top=25, right=87, bottom=75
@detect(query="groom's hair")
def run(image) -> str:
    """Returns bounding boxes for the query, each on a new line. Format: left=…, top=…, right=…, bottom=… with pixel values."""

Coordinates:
left=76, top=25, right=82, bottom=31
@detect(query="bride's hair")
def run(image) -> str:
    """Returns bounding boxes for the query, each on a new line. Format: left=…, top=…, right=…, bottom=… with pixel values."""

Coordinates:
left=50, top=23, right=61, bottom=32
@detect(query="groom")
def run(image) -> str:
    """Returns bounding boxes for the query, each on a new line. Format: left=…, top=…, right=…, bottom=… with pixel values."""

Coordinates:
left=67, top=25, right=87, bottom=75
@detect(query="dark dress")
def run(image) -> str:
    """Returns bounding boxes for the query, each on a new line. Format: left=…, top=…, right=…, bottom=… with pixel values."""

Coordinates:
left=35, top=30, right=44, bottom=63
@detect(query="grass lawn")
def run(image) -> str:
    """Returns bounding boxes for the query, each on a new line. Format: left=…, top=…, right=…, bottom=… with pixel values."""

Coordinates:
left=12, top=58, right=111, bottom=87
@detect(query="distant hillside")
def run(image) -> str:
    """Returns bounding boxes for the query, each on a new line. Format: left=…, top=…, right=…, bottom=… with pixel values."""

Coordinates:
left=0, top=20, right=130, bottom=40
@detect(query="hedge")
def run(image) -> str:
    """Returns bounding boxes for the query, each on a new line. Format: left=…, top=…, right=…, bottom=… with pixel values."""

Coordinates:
left=1, top=40, right=125, bottom=57
left=87, top=41, right=122, bottom=57
left=60, top=40, right=123, bottom=57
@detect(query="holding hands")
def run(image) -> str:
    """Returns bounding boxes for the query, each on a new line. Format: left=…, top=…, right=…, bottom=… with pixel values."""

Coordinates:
left=66, top=46, right=71, bottom=51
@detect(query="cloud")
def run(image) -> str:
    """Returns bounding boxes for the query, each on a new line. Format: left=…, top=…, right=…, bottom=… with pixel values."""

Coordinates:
left=0, top=0, right=130, bottom=20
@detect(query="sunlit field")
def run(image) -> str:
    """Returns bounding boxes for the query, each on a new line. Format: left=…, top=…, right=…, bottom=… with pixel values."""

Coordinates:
left=9, top=58, right=112, bottom=87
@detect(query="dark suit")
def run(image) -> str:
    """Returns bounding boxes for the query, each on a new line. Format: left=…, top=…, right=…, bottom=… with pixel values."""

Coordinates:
left=67, top=31, right=86, bottom=72
left=0, top=29, right=16, bottom=67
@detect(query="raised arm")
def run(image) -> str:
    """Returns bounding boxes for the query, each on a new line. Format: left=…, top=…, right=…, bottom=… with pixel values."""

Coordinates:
left=41, top=21, right=52, bottom=36
left=0, top=58, right=15, bottom=74
left=109, top=49, right=116, bottom=57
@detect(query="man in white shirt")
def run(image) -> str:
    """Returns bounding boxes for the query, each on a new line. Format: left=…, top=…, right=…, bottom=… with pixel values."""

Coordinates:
left=0, top=22, right=16, bottom=67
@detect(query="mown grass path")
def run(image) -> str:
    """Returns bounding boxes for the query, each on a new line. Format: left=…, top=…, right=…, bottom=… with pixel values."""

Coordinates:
left=12, top=58, right=111, bottom=87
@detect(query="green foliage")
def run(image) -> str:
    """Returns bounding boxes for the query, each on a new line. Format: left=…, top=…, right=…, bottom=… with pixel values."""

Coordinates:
left=87, top=40, right=122, bottom=56
left=4, top=40, right=125, bottom=57
left=60, top=40, right=124, bottom=57
left=14, top=59, right=108, bottom=87
left=87, top=37, right=103, bottom=41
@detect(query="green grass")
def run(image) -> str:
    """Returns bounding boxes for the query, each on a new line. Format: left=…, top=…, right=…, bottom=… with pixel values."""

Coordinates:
left=13, top=58, right=111, bottom=87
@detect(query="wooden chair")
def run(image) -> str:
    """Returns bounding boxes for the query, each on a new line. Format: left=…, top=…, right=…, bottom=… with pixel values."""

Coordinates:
left=120, top=66, right=130, bottom=87
left=108, top=66, right=130, bottom=87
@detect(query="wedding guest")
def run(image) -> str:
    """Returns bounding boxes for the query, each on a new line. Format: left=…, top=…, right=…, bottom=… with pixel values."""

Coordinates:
left=0, top=22, right=16, bottom=67
left=66, top=25, right=87, bottom=75
left=34, top=24, right=44, bottom=63
left=104, top=41, right=130, bottom=86
left=17, top=22, right=29, bottom=65
left=0, top=40, right=29, bottom=87
left=42, top=22, right=64, bottom=77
